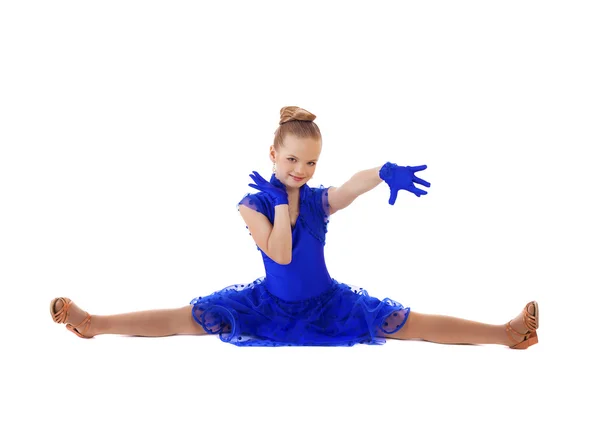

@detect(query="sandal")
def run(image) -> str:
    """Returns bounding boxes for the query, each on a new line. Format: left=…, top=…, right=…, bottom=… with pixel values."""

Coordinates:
left=505, top=300, right=539, bottom=349
left=50, top=297, right=93, bottom=339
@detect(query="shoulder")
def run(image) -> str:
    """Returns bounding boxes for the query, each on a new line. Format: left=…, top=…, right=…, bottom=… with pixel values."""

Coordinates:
left=237, top=191, right=274, bottom=221
left=306, top=184, right=332, bottom=196
left=238, top=191, right=267, bottom=208
left=305, top=184, right=336, bottom=217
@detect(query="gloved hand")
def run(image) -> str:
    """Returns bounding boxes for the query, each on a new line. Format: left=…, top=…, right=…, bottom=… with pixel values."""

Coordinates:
left=379, top=162, right=430, bottom=205
left=248, top=171, right=289, bottom=206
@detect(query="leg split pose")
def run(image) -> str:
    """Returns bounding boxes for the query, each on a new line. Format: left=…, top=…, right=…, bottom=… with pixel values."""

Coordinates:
left=50, top=298, right=539, bottom=349
left=51, top=106, right=539, bottom=349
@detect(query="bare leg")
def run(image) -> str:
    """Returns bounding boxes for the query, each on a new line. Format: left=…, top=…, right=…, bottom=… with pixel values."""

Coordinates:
left=91, top=305, right=208, bottom=337
left=387, top=303, right=536, bottom=346
left=51, top=299, right=208, bottom=337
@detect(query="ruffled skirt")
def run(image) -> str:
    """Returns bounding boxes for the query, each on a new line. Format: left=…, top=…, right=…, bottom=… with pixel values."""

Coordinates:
left=190, top=277, right=410, bottom=346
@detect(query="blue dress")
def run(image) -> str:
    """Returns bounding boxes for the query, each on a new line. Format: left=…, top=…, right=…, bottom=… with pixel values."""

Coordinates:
left=190, top=174, right=410, bottom=346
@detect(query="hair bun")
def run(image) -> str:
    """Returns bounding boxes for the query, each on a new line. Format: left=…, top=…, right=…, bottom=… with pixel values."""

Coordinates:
left=279, top=106, right=317, bottom=125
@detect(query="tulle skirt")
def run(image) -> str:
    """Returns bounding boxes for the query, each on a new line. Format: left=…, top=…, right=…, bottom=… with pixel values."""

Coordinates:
left=189, top=277, right=410, bottom=346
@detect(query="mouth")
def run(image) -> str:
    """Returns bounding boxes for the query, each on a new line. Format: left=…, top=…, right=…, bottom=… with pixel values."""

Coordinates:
left=290, top=175, right=305, bottom=182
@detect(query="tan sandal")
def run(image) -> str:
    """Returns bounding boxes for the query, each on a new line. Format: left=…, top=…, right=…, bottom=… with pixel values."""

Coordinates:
left=50, top=297, right=93, bottom=339
left=505, top=300, right=539, bottom=349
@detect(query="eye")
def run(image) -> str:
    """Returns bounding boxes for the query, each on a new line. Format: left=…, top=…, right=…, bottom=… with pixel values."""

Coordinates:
left=287, top=158, right=296, bottom=162
left=308, top=162, right=316, bottom=166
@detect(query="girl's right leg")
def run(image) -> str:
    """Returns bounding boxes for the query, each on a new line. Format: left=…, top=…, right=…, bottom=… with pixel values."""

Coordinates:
left=50, top=298, right=208, bottom=337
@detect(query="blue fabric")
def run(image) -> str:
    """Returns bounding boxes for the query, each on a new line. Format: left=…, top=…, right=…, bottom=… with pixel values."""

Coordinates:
left=190, top=174, right=410, bottom=346
left=379, top=162, right=431, bottom=204
left=247, top=170, right=289, bottom=206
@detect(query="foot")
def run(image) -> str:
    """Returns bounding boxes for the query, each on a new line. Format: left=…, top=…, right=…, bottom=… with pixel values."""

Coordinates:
left=50, top=298, right=96, bottom=338
left=505, top=301, right=539, bottom=347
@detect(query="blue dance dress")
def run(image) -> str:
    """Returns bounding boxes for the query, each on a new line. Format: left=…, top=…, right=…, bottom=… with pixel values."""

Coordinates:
left=190, top=175, right=410, bottom=346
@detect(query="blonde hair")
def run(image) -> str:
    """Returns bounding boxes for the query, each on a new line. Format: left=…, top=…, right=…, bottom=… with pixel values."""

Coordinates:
left=273, top=106, right=322, bottom=150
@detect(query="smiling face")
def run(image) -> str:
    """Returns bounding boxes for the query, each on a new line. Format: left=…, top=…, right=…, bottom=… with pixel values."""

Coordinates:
left=270, top=134, right=322, bottom=189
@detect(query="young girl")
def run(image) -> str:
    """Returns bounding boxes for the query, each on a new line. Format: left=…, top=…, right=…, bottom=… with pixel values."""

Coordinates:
left=50, top=106, right=539, bottom=349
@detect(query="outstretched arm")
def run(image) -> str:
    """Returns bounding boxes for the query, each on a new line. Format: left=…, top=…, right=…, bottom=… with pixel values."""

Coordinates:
left=327, top=165, right=384, bottom=215
left=328, top=162, right=431, bottom=214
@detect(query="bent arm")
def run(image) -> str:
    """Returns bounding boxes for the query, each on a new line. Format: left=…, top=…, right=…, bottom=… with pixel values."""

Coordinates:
left=267, top=205, right=293, bottom=265
left=327, top=165, right=384, bottom=214
left=239, top=203, right=293, bottom=265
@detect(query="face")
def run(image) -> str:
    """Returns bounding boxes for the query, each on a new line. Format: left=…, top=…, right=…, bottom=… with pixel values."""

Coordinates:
left=270, top=135, right=322, bottom=189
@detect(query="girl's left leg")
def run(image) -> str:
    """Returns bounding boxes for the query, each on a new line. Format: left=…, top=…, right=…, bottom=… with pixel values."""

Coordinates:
left=386, top=302, right=538, bottom=347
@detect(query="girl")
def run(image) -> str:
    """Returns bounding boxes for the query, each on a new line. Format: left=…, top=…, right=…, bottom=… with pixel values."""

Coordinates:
left=50, top=106, right=539, bottom=349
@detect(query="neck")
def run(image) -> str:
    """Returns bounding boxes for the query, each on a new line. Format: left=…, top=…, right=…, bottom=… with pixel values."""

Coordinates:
left=286, top=186, right=300, bottom=205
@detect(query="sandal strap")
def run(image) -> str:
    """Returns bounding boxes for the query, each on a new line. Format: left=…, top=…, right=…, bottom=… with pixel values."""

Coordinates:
left=505, top=321, right=529, bottom=344
left=505, top=302, right=538, bottom=346
left=522, top=306, right=538, bottom=332
left=70, top=312, right=92, bottom=335
left=51, top=297, right=72, bottom=324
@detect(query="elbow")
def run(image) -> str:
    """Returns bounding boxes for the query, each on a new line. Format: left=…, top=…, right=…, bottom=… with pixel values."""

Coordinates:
left=267, top=238, right=292, bottom=265
left=269, top=249, right=292, bottom=265
left=274, top=254, right=292, bottom=265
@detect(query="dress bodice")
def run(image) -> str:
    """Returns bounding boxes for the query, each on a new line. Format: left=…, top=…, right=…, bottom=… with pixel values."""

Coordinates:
left=238, top=177, right=333, bottom=301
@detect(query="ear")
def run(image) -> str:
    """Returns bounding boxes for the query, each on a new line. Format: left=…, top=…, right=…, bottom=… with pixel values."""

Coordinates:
left=269, top=145, right=276, bottom=162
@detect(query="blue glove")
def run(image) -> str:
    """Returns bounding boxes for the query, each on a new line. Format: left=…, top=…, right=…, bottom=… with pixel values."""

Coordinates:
left=248, top=171, right=289, bottom=206
left=379, top=162, right=431, bottom=204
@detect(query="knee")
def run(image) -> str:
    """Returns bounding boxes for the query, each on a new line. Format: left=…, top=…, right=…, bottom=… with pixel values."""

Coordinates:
left=392, top=310, right=423, bottom=340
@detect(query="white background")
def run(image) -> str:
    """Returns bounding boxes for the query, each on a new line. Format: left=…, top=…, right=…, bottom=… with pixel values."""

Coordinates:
left=1, top=1, right=598, bottom=429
